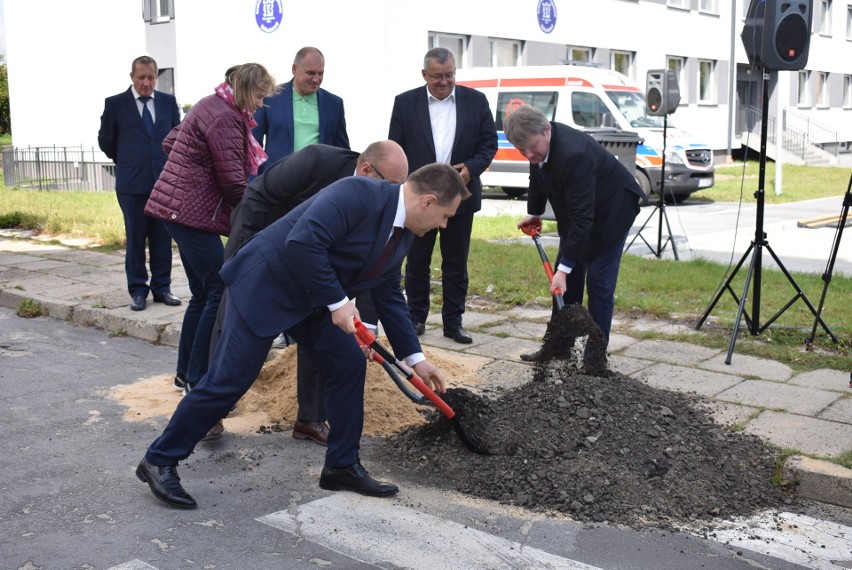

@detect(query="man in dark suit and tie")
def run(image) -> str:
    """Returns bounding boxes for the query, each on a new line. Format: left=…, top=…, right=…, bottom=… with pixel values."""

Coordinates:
left=389, top=48, right=497, bottom=344
left=212, top=140, right=409, bottom=447
left=252, top=46, right=349, bottom=174
left=136, top=163, right=469, bottom=509
left=504, top=104, right=644, bottom=350
left=98, top=56, right=182, bottom=311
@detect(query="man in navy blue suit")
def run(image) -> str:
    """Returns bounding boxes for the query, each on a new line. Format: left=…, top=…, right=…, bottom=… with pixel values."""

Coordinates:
left=136, top=163, right=469, bottom=509
left=389, top=48, right=497, bottom=345
left=98, top=56, right=182, bottom=311
left=252, top=46, right=349, bottom=174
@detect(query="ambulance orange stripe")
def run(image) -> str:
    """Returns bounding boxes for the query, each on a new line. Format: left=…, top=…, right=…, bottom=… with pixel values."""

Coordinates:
left=495, top=148, right=526, bottom=161
left=456, top=79, right=498, bottom=88
left=500, top=77, right=566, bottom=87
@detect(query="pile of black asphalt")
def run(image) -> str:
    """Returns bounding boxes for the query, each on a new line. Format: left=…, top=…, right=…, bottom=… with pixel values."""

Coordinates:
left=375, top=306, right=795, bottom=530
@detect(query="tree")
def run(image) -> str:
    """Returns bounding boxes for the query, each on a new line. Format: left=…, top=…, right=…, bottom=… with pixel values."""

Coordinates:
left=0, top=55, right=10, bottom=135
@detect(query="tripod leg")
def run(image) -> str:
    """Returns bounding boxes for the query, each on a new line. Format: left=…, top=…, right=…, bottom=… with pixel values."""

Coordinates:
left=661, top=205, right=679, bottom=260
left=760, top=244, right=837, bottom=342
left=726, top=247, right=759, bottom=365
left=807, top=181, right=849, bottom=344
left=696, top=242, right=754, bottom=329
left=627, top=205, right=661, bottom=254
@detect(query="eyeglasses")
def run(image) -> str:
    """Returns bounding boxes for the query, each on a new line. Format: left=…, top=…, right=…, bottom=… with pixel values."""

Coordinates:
left=424, top=71, right=455, bottom=81
left=370, top=164, right=385, bottom=180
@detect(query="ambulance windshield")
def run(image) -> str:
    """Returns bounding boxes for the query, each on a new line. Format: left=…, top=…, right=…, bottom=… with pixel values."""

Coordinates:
left=606, top=90, right=668, bottom=129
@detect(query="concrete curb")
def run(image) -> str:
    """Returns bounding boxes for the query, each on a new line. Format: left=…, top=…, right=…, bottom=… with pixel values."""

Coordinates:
left=782, top=456, right=852, bottom=509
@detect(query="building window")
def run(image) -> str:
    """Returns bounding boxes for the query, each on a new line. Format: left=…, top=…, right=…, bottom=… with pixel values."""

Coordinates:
left=847, top=4, right=852, bottom=39
left=611, top=51, right=633, bottom=78
left=157, top=68, right=175, bottom=95
left=490, top=38, right=521, bottom=67
left=843, top=75, right=852, bottom=108
left=698, top=59, right=716, bottom=103
left=566, top=46, right=593, bottom=64
left=699, top=0, right=719, bottom=15
left=143, top=0, right=174, bottom=23
left=798, top=70, right=812, bottom=106
left=667, top=56, right=686, bottom=100
left=428, top=33, right=467, bottom=68
left=816, top=72, right=830, bottom=107
left=667, top=0, right=689, bottom=9
left=820, top=0, right=833, bottom=35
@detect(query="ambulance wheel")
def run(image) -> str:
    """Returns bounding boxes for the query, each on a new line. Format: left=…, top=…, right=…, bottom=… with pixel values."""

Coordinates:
left=501, top=187, right=527, bottom=198
left=635, top=171, right=653, bottom=202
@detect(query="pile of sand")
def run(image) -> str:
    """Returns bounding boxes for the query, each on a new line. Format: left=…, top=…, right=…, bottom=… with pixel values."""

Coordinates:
left=111, top=342, right=484, bottom=437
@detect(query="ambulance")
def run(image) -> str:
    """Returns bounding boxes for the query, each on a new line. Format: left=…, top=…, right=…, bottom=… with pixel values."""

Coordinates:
left=456, top=64, right=715, bottom=201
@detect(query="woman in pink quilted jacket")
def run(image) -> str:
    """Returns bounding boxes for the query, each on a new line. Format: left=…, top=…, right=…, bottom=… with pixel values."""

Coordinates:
left=145, top=64, right=277, bottom=436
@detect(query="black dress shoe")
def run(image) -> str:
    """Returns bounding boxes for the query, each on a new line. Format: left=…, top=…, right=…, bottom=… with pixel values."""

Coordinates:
left=443, top=325, right=473, bottom=344
left=319, top=462, right=399, bottom=497
left=520, top=349, right=543, bottom=362
left=153, top=291, right=182, bottom=306
left=413, top=321, right=426, bottom=336
left=136, top=458, right=197, bottom=509
left=130, top=296, right=147, bottom=311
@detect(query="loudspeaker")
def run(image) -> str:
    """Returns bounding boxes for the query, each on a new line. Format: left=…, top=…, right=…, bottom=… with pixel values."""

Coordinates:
left=646, top=69, right=680, bottom=116
left=741, top=0, right=813, bottom=71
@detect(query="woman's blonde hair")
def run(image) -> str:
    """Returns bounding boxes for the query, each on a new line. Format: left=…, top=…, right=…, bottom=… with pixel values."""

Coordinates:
left=224, top=63, right=278, bottom=111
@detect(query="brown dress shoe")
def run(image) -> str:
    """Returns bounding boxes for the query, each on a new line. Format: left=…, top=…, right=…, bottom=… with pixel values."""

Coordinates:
left=201, top=419, right=224, bottom=442
left=292, top=420, right=329, bottom=446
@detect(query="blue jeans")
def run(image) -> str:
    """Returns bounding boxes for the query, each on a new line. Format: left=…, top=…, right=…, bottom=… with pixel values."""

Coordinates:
left=165, top=222, right=225, bottom=384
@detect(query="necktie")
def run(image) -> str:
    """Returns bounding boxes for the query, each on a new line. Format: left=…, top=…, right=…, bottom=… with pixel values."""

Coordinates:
left=139, top=96, right=154, bottom=136
left=362, top=227, right=402, bottom=281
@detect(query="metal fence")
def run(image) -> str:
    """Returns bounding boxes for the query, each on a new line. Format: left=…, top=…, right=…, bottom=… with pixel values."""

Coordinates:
left=1, top=146, right=115, bottom=191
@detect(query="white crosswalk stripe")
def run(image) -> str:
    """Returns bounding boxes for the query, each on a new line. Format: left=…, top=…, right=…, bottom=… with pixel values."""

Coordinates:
left=700, top=511, right=852, bottom=570
left=257, top=494, right=603, bottom=569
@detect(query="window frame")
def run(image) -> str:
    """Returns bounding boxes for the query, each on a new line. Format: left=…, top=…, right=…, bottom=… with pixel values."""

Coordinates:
left=667, top=56, right=686, bottom=101
left=489, top=38, right=522, bottom=68
left=610, top=50, right=634, bottom=79
left=844, top=75, right=852, bottom=108
left=428, top=32, right=468, bottom=69
left=820, top=0, right=833, bottom=36
left=816, top=72, right=830, bottom=108
left=698, top=59, right=716, bottom=104
left=699, top=0, right=719, bottom=15
left=566, top=45, right=593, bottom=64
left=798, top=70, right=812, bottom=107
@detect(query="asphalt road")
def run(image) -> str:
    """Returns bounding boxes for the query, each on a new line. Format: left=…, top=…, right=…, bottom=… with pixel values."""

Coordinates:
left=2, top=307, right=850, bottom=569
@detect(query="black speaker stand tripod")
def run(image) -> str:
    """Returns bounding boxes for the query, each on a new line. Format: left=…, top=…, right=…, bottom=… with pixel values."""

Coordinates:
left=696, top=70, right=833, bottom=364
left=627, top=115, right=679, bottom=259
left=805, top=173, right=849, bottom=345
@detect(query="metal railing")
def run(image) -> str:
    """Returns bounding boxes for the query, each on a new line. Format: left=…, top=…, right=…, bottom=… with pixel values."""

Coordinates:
left=738, top=105, right=840, bottom=160
left=1, top=145, right=115, bottom=191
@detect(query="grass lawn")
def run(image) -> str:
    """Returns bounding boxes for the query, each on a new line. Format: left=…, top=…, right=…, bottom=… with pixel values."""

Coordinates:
left=1, top=179, right=849, bottom=373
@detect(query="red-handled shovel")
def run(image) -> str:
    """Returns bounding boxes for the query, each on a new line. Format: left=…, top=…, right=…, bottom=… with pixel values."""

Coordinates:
left=353, top=319, right=488, bottom=454
left=520, top=220, right=565, bottom=310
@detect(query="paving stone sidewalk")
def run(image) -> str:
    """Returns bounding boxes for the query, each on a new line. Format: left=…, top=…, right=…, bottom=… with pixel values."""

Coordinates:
left=1, top=233, right=850, bottom=509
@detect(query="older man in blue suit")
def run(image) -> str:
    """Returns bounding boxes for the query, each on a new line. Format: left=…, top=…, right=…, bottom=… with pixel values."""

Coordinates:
left=98, top=56, right=182, bottom=311
left=136, top=163, right=469, bottom=509
left=252, top=46, right=349, bottom=174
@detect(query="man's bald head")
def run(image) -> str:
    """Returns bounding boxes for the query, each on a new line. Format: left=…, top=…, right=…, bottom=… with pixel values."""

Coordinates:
left=357, top=140, right=409, bottom=183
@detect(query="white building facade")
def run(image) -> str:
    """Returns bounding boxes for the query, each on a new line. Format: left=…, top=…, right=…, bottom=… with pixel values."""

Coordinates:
left=3, top=0, right=852, bottom=160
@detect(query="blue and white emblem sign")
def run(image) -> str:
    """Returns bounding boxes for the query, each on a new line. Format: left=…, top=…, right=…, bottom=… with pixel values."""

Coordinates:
left=537, top=0, right=557, bottom=34
left=255, top=0, right=283, bottom=33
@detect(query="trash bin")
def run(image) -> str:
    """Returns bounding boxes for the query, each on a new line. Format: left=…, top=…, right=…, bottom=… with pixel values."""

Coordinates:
left=543, top=128, right=642, bottom=220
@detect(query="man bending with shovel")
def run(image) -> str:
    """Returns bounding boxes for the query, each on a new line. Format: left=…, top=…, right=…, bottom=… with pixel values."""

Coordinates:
left=504, top=105, right=644, bottom=360
left=136, top=163, right=469, bottom=508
